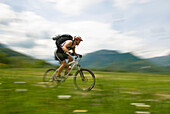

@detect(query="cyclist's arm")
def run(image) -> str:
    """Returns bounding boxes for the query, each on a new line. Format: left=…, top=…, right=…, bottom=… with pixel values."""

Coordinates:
left=72, top=47, right=77, bottom=56
left=62, top=40, right=72, bottom=53
left=72, top=47, right=82, bottom=57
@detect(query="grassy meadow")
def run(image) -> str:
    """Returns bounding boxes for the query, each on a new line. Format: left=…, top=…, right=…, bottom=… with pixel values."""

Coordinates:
left=0, top=68, right=170, bottom=114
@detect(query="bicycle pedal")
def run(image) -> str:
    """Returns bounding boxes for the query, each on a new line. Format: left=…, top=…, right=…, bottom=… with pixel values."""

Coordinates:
left=49, top=78, right=54, bottom=82
left=55, top=78, right=61, bottom=81
left=54, top=76, right=62, bottom=80
left=56, top=80, right=61, bottom=82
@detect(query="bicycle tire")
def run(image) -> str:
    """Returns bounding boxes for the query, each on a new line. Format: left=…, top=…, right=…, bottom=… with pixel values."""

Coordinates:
left=74, top=68, right=95, bottom=91
left=43, top=68, right=57, bottom=88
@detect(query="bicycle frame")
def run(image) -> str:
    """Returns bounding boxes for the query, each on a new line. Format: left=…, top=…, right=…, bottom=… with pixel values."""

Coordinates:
left=44, top=54, right=95, bottom=91
left=52, top=56, right=81, bottom=82
left=64, top=57, right=80, bottom=80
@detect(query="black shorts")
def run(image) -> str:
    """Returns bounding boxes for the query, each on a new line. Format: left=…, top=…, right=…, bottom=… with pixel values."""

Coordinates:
left=54, top=49, right=68, bottom=62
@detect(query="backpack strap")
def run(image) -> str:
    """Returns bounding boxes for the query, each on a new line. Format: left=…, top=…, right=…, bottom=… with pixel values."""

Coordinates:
left=67, top=40, right=74, bottom=50
left=71, top=40, right=74, bottom=47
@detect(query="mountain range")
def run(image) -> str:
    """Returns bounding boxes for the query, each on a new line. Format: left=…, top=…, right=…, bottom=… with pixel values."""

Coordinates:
left=0, top=43, right=51, bottom=68
left=149, top=55, right=170, bottom=67
left=80, top=50, right=168, bottom=72
left=0, top=43, right=170, bottom=72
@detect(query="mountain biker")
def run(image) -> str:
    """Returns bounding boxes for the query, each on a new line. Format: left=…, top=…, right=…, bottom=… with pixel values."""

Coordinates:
left=55, top=35, right=83, bottom=79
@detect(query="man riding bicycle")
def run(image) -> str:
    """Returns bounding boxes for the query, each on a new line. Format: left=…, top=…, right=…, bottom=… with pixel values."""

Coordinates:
left=54, top=34, right=83, bottom=80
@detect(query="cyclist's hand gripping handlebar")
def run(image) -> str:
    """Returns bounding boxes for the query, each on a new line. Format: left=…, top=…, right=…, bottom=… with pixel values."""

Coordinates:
left=65, top=52, right=82, bottom=58
left=77, top=54, right=82, bottom=58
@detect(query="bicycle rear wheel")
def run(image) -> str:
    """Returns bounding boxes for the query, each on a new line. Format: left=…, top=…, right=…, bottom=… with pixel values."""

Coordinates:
left=43, top=68, right=57, bottom=88
left=74, top=68, right=95, bottom=91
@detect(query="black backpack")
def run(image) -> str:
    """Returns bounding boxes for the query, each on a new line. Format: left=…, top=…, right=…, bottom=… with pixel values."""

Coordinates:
left=52, top=34, right=73, bottom=49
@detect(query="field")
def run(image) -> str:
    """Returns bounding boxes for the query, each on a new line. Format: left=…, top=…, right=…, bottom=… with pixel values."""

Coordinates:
left=0, top=68, right=170, bottom=114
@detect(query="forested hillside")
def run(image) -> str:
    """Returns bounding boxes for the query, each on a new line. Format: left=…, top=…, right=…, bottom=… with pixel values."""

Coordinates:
left=80, top=50, right=167, bottom=72
left=0, top=43, right=52, bottom=68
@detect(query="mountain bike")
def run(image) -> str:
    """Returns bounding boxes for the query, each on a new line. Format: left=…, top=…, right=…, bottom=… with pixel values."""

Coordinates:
left=43, top=54, right=95, bottom=91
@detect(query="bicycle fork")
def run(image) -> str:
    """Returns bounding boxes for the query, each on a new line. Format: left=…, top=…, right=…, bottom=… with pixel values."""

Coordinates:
left=77, top=65, right=86, bottom=82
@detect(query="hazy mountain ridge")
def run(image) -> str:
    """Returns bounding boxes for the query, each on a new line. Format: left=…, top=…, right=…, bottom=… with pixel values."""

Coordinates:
left=149, top=55, right=170, bottom=67
left=80, top=49, right=168, bottom=72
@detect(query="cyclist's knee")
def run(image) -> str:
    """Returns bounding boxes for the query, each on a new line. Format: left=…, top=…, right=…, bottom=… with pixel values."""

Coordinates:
left=70, top=58, right=73, bottom=62
left=62, top=60, right=67, bottom=66
left=68, top=56, right=73, bottom=61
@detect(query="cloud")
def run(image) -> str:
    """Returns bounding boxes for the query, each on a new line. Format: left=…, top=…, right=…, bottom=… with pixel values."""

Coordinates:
left=0, top=3, right=16, bottom=25
left=0, top=2, right=151, bottom=59
left=10, top=39, right=35, bottom=48
left=1, top=1, right=170, bottom=59
left=112, top=0, right=151, bottom=10
left=0, top=3, right=57, bottom=58
left=43, top=0, right=104, bottom=16
left=0, top=10, right=56, bottom=42
left=0, top=2, right=143, bottom=59
left=61, top=21, right=143, bottom=55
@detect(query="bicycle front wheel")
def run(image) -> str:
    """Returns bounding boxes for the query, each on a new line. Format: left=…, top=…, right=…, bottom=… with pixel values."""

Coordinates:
left=43, top=68, right=57, bottom=88
left=74, top=68, right=95, bottom=91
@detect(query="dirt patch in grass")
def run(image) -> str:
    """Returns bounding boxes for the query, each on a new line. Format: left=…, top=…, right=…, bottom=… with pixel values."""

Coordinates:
left=155, top=93, right=170, bottom=100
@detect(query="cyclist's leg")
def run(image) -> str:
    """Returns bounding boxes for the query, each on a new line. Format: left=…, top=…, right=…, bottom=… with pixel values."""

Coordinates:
left=57, top=60, right=67, bottom=76
left=55, top=51, right=68, bottom=76
left=65, top=55, right=73, bottom=73
left=68, top=55, right=73, bottom=62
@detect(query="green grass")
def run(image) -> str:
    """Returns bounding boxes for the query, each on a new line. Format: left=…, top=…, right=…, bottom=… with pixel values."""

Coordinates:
left=0, top=68, right=170, bottom=114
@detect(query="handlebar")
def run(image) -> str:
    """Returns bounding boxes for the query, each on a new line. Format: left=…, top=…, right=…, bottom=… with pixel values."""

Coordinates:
left=65, top=52, right=82, bottom=59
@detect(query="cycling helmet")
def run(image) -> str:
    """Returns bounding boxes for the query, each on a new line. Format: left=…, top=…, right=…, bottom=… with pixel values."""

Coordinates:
left=74, top=35, right=83, bottom=41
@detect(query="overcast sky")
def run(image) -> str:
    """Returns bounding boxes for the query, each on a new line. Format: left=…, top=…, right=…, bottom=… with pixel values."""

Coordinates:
left=0, top=0, right=170, bottom=60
